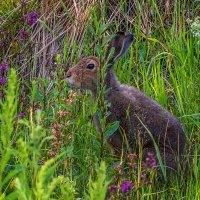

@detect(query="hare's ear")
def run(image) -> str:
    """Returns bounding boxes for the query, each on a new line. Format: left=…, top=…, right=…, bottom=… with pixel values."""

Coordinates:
left=105, top=32, right=134, bottom=67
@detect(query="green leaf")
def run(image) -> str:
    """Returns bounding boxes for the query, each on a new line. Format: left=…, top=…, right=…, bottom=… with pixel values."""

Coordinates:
left=136, top=116, right=167, bottom=180
left=4, top=191, right=19, bottom=200
left=2, top=165, right=23, bottom=188
left=0, top=149, right=12, bottom=178
left=88, top=161, right=110, bottom=200
left=59, top=0, right=75, bottom=23
left=104, top=121, right=119, bottom=142
left=37, top=19, right=52, bottom=33
left=0, top=69, right=18, bottom=147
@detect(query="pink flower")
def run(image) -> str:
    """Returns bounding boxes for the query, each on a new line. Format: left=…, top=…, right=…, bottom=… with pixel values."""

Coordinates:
left=120, top=182, right=134, bottom=193
left=140, top=173, right=145, bottom=179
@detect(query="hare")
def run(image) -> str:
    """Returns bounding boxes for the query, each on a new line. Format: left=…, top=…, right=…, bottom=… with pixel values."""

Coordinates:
left=66, top=32, right=186, bottom=174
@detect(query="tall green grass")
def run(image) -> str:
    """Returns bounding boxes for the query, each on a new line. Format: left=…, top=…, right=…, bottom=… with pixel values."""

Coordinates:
left=0, top=0, right=199, bottom=199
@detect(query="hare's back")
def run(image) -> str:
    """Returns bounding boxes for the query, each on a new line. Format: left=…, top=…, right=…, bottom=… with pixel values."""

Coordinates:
left=108, top=84, right=186, bottom=152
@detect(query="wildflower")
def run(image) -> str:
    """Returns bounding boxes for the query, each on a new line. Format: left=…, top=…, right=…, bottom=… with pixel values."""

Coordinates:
left=146, top=152, right=157, bottom=169
left=67, top=98, right=74, bottom=104
left=0, top=77, right=8, bottom=85
left=57, top=110, right=69, bottom=118
left=0, top=29, right=4, bottom=33
left=120, top=181, right=134, bottom=193
left=140, top=173, right=145, bottom=179
left=34, top=105, right=42, bottom=110
left=141, top=161, right=146, bottom=168
left=16, top=29, right=30, bottom=41
left=39, top=157, right=45, bottom=165
left=109, top=184, right=118, bottom=193
left=51, top=140, right=61, bottom=149
left=16, top=112, right=25, bottom=119
left=19, top=29, right=30, bottom=38
left=127, top=153, right=137, bottom=162
left=0, top=64, right=8, bottom=71
left=24, top=11, right=38, bottom=26
left=48, top=151, right=57, bottom=158
left=145, top=181, right=154, bottom=185
left=51, top=123, right=63, bottom=139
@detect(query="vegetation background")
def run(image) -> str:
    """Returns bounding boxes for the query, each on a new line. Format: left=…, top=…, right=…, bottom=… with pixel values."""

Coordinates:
left=0, top=0, right=199, bottom=199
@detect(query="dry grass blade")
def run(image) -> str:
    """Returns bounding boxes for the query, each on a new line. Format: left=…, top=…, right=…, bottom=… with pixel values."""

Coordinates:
left=1, top=0, right=195, bottom=80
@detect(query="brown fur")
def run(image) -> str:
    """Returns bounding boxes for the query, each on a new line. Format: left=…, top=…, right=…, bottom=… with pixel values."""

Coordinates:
left=66, top=33, right=186, bottom=174
left=66, top=56, right=99, bottom=90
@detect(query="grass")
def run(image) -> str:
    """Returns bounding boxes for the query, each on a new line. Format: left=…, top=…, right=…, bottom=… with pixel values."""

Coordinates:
left=0, top=0, right=200, bottom=199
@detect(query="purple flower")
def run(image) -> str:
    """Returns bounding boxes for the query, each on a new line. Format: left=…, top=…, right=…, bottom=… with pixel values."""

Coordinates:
left=142, top=161, right=146, bottom=168
left=120, top=182, right=134, bottom=193
left=16, top=29, right=30, bottom=41
left=35, top=105, right=42, bottom=110
left=24, top=12, right=38, bottom=26
left=109, top=184, right=118, bottom=193
left=145, top=181, right=154, bottom=185
left=0, top=77, right=8, bottom=85
left=0, top=29, right=4, bottom=33
left=0, top=64, right=8, bottom=71
left=16, top=112, right=25, bottom=119
left=20, top=29, right=30, bottom=38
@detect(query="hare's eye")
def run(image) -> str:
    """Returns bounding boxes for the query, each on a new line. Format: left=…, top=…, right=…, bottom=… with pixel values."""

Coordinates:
left=87, top=63, right=95, bottom=70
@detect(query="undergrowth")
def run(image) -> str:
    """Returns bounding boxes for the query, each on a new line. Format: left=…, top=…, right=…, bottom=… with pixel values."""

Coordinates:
left=0, top=0, right=200, bottom=199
